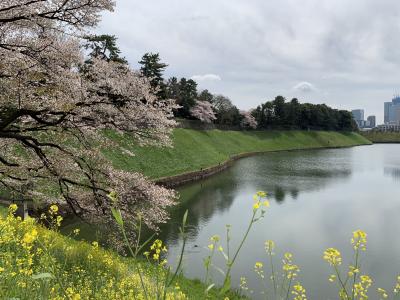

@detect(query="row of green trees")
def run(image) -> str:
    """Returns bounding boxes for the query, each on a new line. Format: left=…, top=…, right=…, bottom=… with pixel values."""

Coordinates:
left=252, top=96, right=357, bottom=131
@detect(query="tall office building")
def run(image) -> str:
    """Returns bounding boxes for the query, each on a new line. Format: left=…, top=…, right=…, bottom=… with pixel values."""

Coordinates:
left=384, top=96, right=400, bottom=124
left=367, top=115, right=376, bottom=128
left=351, top=109, right=364, bottom=122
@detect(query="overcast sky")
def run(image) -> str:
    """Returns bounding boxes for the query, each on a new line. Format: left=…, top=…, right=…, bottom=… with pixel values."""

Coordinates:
left=97, top=0, right=400, bottom=124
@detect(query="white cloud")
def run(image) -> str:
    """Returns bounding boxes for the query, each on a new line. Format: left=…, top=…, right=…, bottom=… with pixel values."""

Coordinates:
left=191, top=74, right=222, bottom=82
left=293, top=82, right=316, bottom=93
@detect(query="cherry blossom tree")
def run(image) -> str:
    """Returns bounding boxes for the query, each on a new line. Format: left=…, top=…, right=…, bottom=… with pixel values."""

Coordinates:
left=0, top=0, right=177, bottom=228
left=190, top=101, right=216, bottom=123
left=240, top=110, right=258, bottom=129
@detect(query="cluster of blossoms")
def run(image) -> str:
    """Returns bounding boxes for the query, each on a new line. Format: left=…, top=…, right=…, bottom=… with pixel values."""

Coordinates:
left=253, top=191, right=270, bottom=211
left=353, top=275, right=373, bottom=300
left=394, top=276, right=400, bottom=293
left=190, top=101, right=217, bottom=123
left=323, top=248, right=342, bottom=266
left=292, top=283, right=307, bottom=300
left=351, top=230, right=367, bottom=251
left=40, top=205, right=63, bottom=229
left=145, top=239, right=168, bottom=264
left=0, top=0, right=178, bottom=230
left=282, top=252, right=300, bottom=280
left=254, top=262, right=265, bottom=279
left=264, top=240, right=275, bottom=254
left=377, top=287, right=388, bottom=299
left=240, top=110, right=258, bottom=129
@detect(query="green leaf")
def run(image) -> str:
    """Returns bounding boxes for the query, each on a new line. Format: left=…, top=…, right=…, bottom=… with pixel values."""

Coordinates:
left=220, top=276, right=231, bottom=295
left=205, top=283, right=215, bottom=294
left=182, top=210, right=188, bottom=226
left=111, top=207, right=124, bottom=226
left=32, top=273, right=53, bottom=280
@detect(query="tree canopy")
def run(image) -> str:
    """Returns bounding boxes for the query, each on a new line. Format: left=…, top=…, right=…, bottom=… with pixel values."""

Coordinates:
left=84, top=34, right=127, bottom=64
left=252, top=96, right=357, bottom=131
left=0, top=0, right=177, bottom=228
left=139, top=52, right=168, bottom=99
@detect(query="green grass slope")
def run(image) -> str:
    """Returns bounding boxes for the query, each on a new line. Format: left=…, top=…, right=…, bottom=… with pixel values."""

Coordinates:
left=104, top=129, right=371, bottom=179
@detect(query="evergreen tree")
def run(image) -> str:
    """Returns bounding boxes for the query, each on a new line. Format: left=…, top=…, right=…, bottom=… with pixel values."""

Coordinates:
left=198, top=89, right=214, bottom=102
left=139, top=52, right=168, bottom=98
left=84, top=34, right=127, bottom=64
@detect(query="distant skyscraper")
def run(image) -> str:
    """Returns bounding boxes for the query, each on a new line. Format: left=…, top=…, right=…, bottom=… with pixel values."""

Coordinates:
left=367, top=115, right=376, bottom=128
left=384, top=96, right=400, bottom=124
left=384, top=102, right=391, bottom=123
left=351, top=109, right=364, bottom=121
left=393, top=95, right=400, bottom=105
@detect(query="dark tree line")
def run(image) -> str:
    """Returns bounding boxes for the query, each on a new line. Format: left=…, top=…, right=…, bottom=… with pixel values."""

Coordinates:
left=252, top=96, right=357, bottom=131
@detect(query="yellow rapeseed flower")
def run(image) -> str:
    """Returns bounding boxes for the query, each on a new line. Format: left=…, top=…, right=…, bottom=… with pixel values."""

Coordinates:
left=328, top=274, right=336, bottom=282
left=292, top=283, right=307, bottom=300
left=323, top=248, right=342, bottom=266
left=8, top=204, right=17, bottom=213
left=378, top=288, right=388, bottom=299
left=351, top=229, right=367, bottom=251
left=49, top=204, right=59, bottom=214
left=265, top=240, right=275, bottom=253
left=56, top=215, right=63, bottom=227
left=22, top=229, right=38, bottom=244
left=256, top=191, right=267, bottom=198
left=210, top=235, right=220, bottom=242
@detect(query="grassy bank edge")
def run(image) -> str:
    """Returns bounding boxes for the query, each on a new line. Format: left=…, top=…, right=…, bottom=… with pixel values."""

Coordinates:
left=103, top=129, right=372, bottom=183
left=361, top=131, right=400, bottom=143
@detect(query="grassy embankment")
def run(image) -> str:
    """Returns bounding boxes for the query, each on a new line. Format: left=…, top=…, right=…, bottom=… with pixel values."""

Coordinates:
left=361, top=131, right=400, bottom=143
left=103, top=128, right=371, bottom=180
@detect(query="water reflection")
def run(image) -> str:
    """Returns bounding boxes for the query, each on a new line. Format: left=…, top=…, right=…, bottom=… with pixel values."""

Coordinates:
left=160, top=149, right=354, bottom=247
left=162, top=144, right=400, bottom=299
left=384, top=167, right=400, bottom=181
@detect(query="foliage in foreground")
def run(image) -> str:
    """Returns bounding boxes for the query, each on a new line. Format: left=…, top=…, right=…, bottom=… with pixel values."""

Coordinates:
left=0, top=205, right=226, bottom=300
left=2, top=190, right=400, bottom=299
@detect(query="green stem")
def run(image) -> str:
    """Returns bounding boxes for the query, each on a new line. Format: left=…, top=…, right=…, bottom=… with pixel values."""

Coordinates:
left=334, top=264, right=350, bottom=300
left=268, top=250, right=277, bottom=298
left=222, top=210, right=256, bottom=290
left=121, top=224, right=149, bottom=300
left=37, top=239, right=70, bottom=300
left=285, top=276, right=293, bottom=300
left=351, top=248, right=360, bottom=300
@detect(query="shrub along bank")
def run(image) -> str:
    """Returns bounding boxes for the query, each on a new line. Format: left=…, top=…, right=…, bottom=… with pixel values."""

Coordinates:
left=103, top=129, right=371, bottom=180
left=361, top=131, right=400, bottom=143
